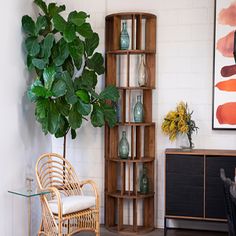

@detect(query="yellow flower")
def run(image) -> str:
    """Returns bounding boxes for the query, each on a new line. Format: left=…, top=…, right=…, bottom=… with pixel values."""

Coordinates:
left=161, top=101, right=198, bottom=142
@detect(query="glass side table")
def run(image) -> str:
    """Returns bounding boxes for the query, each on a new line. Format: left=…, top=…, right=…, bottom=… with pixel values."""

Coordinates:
left=8, top=178, right=49, bottom=236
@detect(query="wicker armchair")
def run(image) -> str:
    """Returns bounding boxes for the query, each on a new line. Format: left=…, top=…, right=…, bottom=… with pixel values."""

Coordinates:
left=35, top=153, right=100, bottom=236
left=220, top=169, right=236, bottom=236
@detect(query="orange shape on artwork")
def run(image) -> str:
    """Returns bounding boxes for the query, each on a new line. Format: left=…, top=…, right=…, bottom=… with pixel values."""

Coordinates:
left=218, top=2, right=236, bottom=26
left=216, top=79, right=236, bottom=91
left=217, top=31, right=234, bottom=57
left=216, top=102, right=236, bottom=125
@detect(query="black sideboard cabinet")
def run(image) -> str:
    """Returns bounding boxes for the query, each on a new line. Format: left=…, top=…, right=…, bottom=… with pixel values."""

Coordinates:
left=165, top=149, right=236, bottom=235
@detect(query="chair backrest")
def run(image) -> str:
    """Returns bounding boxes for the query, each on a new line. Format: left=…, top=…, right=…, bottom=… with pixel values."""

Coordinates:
left=220, top=168, right=236, bottom=236
left=35, top=153, right=82, bottom=197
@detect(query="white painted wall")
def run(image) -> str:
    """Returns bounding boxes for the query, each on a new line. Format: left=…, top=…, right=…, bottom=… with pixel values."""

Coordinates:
left=51, top=0, right=236, bottom=229
left=0, top=0, right=51, bottom=235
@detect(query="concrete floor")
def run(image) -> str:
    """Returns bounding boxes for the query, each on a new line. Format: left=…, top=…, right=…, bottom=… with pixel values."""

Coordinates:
left=77, top=226, right=228, bottom=236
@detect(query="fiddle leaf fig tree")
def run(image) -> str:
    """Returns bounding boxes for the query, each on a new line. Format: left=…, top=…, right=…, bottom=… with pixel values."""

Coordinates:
left=22, top=0, right=119, bottom=140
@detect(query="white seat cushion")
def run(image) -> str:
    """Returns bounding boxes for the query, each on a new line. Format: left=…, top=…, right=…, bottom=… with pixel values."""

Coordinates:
left=48, top=195, right=96, bottom=215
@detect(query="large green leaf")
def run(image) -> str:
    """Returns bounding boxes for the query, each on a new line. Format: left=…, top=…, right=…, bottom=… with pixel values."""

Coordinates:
left=42, top=33, right=54, bottom=59
left=32, top=58, right=47, bottom=70
left=76, top=99, right=91, bottom=116
left=102, top=103, right=117, bottom=127
left=35, top=16, right=47, bottom=34
left=22, top=15, right=35, bottom=36
left=34, top=0, right=48, bottom=15
left=51, top=79, right=67, bottom=97
left=55, top=116, right=69, bottom=138
left=60, top=71, right=78, bottom=104
left=65, top=92, right=78, bottom=105
left=85, top=32, right=99, bottom=57
left=91, top=104, right=105, bottom=127
left=48, top=3, right=65, bottom=17
left=25, top=37, right=40, bottom=57
left=52, top=39, right=69, bottom=66
left=76, top=23, right=93, bottom=38
left=68, top=37, right=84, bottom=70
left=74, top=69, right=97, bottom=89
left=76, top=89, right=90, bottom=103
left=99, top=85, right=119, bottom=102
left=52, top=13, right=67, bottom=32
left=27, top=79, right=42, bottom=102
left=68, top=11, right=87, bottom=27
left=47, top=101, right=60, bottom=134
left=62, top=57, right=74, bottom=77
left=32, top=85, right=53, bottom=98
left=43, top=66, right=56, bottom=90
left=74, top=57, right=83, bottom=71
left=60, top=71, right=73, bottom=91
left=55, top=97, right=70, bottom=116
left=68, top=107, right=82, bottom=130
left=63, top=22, right=76, bottom=43
left=35, top=98, right=49, bottom=119
left=87, top=52, right=105, bottom=75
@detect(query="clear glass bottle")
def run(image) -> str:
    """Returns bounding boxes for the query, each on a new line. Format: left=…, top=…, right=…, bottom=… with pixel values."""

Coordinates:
left=118, top=131, right=129, bottom=159
left=134, top=95, right=144, bottom=122
left=120, top=21, right=130, bottom=50
left=140, top=167, right=149, bottom=194
left=138, top=54, right=148, bottom=87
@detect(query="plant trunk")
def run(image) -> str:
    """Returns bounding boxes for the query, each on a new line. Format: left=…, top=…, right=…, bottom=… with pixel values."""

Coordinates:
left=63, top=134, right=67, bottom=159
left=63, top=134, right=67, bottom=183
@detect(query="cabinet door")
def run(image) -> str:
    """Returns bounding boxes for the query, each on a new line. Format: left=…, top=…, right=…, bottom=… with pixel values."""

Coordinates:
left=205, top=156, right=236, bottom=219
left=166, top=154, right=204, bottom=217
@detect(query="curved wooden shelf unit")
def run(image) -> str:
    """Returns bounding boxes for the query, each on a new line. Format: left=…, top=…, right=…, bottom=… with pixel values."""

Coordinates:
left=106, top=12, right=156, bottom=20
left=106, top=157, right=155, bottom=163
left=106, top=49, right=156, bottom=54
left=105, top=11, right=156, bottom=234
left=107, top=191, right=154, bottom=199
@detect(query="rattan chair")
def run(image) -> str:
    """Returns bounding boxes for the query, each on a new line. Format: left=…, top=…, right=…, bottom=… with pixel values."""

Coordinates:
left=220, top=168, right=236, bottom=236
left=35, top=153, right=100, bottom=236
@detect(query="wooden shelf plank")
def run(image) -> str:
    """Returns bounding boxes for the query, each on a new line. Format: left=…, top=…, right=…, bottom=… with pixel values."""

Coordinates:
left=106, top=157, right=155, bottom=163
left=118, top=86, right=155, bottom=90
left=117, top=122, right=155, bottom=127
left=106, top=49, right=156, bottom=54
left=107, top=191, right=154, bottom=199
left=106, top=12, right=156, bottom=19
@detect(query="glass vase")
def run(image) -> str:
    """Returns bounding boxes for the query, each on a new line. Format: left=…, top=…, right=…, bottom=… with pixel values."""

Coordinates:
left=120, top=21, right=130, bottom=50
left=119, top=131, right=129, bottom=159
left=176, top=133, right=194, bottom=150
left=140, top=167, right=149, bottom=194
left=138, top=54, right=148, bottom=87
left=134, top=95, right=144, bottom=122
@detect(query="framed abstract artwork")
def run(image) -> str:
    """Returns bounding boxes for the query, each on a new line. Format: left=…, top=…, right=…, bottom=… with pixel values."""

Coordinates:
left=213, top=0, right=236, bottom=129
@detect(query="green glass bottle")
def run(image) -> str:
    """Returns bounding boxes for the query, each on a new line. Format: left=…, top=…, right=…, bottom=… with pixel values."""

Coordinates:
left=140, top=167, right=149, bottom=194
left=134, top=95, right=144, bottom=122
left=120, top=21, right=130, bottom=50
left=118, top=131, right=129, bottom=159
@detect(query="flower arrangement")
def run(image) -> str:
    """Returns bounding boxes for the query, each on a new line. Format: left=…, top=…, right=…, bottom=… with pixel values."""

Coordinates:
left=161, top=102, right=199, bottom=149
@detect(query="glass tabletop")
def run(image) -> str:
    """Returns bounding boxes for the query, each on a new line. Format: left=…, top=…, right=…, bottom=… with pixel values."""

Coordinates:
left=8, top=188, right=50, bottom=198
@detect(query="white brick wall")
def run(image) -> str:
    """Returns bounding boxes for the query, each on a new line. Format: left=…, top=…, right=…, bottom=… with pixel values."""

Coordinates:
left=51, top=0, right=236, bottom=229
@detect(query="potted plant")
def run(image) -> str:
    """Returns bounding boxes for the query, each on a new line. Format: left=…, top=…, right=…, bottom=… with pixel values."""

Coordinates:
left=161, top=102, right=198, bottom=149
left=21, top=0, right=119, bottom=156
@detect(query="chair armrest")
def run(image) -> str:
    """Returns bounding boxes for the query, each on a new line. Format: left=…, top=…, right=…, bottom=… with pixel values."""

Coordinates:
left=41, top=187, right=63, bottom=218
left=80, top=180, right=99, bottom=207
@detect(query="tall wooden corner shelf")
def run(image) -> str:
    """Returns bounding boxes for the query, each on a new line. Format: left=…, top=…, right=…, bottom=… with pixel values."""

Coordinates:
left=104, top=12, right=156, bottom=234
